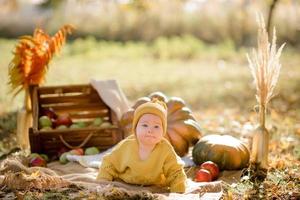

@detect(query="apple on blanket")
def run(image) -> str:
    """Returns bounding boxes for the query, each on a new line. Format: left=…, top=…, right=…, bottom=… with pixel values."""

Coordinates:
left=59, top=146, right=106, bottom=167
left=194, top=161, right=220, bottom=182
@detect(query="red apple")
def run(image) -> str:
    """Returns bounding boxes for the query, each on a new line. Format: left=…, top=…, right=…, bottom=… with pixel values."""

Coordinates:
left=55, top=114, right=73, bottom=127
left=40, top=154, right=49, bottom=162
left=70, top=148, right=84, bottom=155
left=200, top=161, right=220, bottom=180
left=28, top=153, right=41, bottom=160
left=30, top=156, right=47, bottom=167
left=41, top=108, right=57, bottom=119
left=195, top=169, right=212, bottom=182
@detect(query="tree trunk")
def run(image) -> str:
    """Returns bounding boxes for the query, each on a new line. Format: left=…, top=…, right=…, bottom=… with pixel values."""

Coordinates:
left=267, top=0, right=279, bottom=36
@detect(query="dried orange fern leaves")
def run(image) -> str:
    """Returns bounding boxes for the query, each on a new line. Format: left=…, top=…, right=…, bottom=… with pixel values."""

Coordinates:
left=8, top=25, right=74, bottom=96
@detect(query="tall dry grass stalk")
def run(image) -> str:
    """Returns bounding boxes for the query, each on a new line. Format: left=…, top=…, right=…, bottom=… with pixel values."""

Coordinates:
left=247, top=14, right=285, bottom=173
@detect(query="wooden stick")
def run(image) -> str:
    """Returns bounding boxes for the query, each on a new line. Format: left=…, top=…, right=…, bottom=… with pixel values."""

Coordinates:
left=16, top=88, right=32, bottom=154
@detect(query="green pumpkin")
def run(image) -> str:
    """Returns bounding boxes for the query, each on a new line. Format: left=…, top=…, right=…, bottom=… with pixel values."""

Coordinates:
left=192, top=134, right=250, bottom=170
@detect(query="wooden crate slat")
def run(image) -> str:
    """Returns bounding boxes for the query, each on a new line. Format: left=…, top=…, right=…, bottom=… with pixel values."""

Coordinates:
left=39, top=143, right=115, bottom=156
left=41, top=141, right=115, bottom=149
left=41, top=138, right=116, bottom=154
left=39, top=93, right=102, bottom=105
left=69, top=111, right=109, bottom=119
left=42, top=145, right=113, bottom=155
left=41, top=103, right=109, bottom=113
left=42, top=136, right=115, bottom=146
left=86, top=138, right=116, bottom=146
left=38, top=127, right=118, bottom=137
left=38, top=84, right=93, bottom=95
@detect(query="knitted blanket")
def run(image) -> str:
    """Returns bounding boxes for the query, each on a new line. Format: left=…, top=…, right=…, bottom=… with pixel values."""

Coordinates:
left=0, top=157, right=242, bottom=199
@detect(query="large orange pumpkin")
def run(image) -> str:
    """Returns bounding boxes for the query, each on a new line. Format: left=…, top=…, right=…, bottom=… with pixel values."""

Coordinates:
left=192, top=134, right=250, bottom=170
left=120, top=92, right=202, bottom=157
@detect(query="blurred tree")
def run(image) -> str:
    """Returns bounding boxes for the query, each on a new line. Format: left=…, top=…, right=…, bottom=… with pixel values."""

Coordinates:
left=0, top=0, right=18, bottom=13
left=267, top=0, right=279, bottom=35
left=127, top=0, right=151, bottom=11
left=38, top=0, right=63, bottom=9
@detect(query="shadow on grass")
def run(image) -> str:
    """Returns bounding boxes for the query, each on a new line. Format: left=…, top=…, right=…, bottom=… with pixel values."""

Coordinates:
left=0, top=111, right=17, bottom=139
left=0, top=111, right=18, bottom=158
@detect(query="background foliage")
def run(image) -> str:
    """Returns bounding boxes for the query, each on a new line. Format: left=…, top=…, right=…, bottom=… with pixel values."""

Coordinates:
left=0, top=0, right=300, bottom=46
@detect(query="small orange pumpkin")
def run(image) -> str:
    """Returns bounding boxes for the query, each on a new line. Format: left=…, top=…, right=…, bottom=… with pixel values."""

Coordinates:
left=120, top=92, right=202, bottom=156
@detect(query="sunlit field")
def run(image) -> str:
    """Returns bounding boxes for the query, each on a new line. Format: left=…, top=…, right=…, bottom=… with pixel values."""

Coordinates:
left=1, top=37, right=299, bottom=114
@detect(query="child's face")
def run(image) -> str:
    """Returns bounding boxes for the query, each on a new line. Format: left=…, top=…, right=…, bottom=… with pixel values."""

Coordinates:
left=136, top=113, right=164, bottom=146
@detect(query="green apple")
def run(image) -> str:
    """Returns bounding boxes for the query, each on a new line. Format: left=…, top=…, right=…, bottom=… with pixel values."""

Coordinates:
left=40, top=127, right=52, bottom=131
left=70, top=124, right=81, bottom=129
left=84, top=147, right=100, bottom=155
left=77, top=121, right=86, bottom=128
left=40, top=154, right=49, bottom=162
left=39, top=116, right=52, bottom=128
left=92, top=117, right=103, bottom=126
left=70, top=122, right=86, bottom=129
left=59, top=152, right=70, bottom=164
left=56, top=125, right=68, bottom=130
left=100, top=122, right=112, bottom=128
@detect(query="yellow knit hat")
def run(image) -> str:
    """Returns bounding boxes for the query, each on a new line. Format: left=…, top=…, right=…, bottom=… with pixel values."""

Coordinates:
left=132, top=99, right=168, bottom=135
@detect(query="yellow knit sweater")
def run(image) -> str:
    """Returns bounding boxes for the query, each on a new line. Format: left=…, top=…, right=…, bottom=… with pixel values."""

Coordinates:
left=97, top=135, right=187, bottom=193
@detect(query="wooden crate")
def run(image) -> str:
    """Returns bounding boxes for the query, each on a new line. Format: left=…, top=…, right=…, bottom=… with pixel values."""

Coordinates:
left=29, top=84, right=124, bottom=158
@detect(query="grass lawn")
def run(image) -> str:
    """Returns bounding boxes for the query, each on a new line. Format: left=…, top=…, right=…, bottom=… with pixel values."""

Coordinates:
left=1, top=37, right=299, bottom=113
